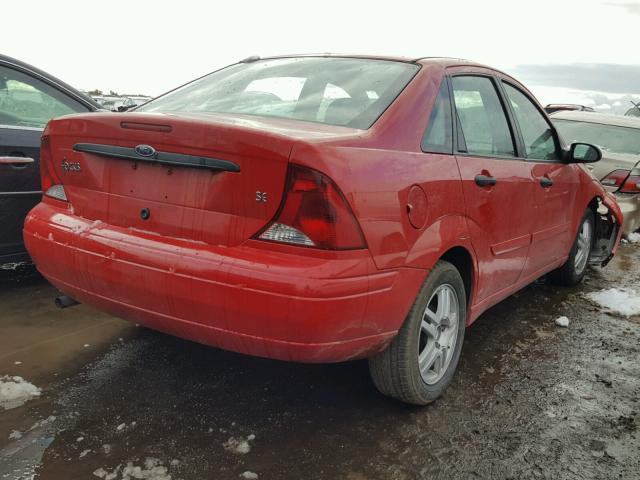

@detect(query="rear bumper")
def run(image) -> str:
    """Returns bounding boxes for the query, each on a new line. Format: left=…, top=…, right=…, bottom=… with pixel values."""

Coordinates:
left=24, top=201, right=425, bottom=363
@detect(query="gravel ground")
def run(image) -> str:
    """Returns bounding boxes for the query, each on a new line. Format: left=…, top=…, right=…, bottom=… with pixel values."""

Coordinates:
left=0, top=243, right=638, bottom=480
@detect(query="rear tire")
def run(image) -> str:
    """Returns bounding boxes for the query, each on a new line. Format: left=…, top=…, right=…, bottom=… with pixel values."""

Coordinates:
left=369, top=261, right=466, bottom=405
left=550, top=209, right=594, bottom=286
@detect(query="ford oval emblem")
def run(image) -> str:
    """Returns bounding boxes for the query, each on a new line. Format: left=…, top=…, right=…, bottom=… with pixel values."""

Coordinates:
left=134, top=144, right=156, bottom=158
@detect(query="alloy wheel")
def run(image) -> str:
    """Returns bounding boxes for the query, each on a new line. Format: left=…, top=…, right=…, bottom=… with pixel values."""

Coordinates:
left=574, top=219, right=592, bottom=274
left=418, top=284, right=460, bottom=385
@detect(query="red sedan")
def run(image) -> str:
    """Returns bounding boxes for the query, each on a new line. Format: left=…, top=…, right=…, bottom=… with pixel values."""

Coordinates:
left=24, top=56, right=623, bottom=405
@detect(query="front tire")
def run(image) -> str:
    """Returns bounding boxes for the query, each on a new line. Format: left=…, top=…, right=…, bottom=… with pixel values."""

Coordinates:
left=550, top=209, right=594, bottom=286
left=369, top=261, right=466, bottom=405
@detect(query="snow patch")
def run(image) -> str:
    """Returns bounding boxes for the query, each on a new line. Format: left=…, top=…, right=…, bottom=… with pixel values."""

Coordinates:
left=240, top=472, right=259, bottom=479
left=94, top=458, right=171, bottom=480
left=31, top=415, right=56, bottom=429
left=586, top=288, right=640, bottom=317
left=0, top=376, right=41, bottom=410
left=0, top=261, right=31, bottom=271
left=8, top=415, right=56, bottom=441
left=93, top=468, right=113, bottom=480
left=554, top=316, right=570, bottom=327
left=223, top=435, right=255, bottom=455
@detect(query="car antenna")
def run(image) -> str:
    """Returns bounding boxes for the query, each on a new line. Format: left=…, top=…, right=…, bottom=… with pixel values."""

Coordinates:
left=240, top=55, right=260, bottom=63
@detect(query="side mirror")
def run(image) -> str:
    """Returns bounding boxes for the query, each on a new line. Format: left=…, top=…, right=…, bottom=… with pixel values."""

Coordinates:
left=569, top=142, right=601, bottom=163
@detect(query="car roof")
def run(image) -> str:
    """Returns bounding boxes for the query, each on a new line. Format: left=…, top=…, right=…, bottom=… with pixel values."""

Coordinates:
left=0, top=53, right=101, bottom=110
left=254, top=54, right=519, bottom=84
left=254, top=53, right=490, bottom=68
left=550, top=110, right=640, bottom=129
left=258, top=53, right=420, bottom=63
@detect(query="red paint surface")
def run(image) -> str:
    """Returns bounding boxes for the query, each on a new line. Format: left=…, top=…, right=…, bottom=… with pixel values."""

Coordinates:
left=24, top=57, right=623, bottom=363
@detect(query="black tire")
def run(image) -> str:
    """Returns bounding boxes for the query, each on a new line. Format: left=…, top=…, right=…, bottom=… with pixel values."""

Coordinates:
left=550, top=209, right=595, bottom=286
left=369, top=260, right=466, bottom=405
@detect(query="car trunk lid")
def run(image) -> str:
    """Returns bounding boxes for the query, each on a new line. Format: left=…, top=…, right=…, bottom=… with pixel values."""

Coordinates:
left=45, top=112, right=302, bottom=246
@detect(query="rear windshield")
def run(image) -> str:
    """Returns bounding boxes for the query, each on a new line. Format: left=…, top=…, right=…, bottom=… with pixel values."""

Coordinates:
left=553, top=119, right=640, bottom=155
left=138, top=57, right=420, bottom=129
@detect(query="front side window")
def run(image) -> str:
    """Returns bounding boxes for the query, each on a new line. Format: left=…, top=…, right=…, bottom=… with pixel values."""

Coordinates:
left=503, top=83, right=559, bottom=161
left=0, top=66, right=86, bottom=129
left=421, top=79, right=453, bottom=154
left=451, top=76, right=515, bottom=157
left=138, top=57, right=420, bottom=129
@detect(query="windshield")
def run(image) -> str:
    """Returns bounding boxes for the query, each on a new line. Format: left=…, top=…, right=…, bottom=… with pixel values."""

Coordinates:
left=138, top=57, right=420, bottom=129
left=553, top=119, right=640, bottom=155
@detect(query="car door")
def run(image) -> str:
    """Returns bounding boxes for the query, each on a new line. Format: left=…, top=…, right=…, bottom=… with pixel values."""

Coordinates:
left=0, top=63, right=91, bottom=263
left=500, top=81, right=577, bottom=276
left=449, top=72, right=535, bottom=302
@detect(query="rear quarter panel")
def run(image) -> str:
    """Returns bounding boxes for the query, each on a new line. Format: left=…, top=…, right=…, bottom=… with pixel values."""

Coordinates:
left=289, top=64, right=470, bottom=273
left=589, top=152, right=640, bottom=183
left=291, top=144, right=467, bottom=270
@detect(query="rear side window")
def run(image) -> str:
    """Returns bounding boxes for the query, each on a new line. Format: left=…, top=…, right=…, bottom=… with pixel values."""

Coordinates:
left=451, top=76, right=515, bottom=157
left=503, top=83, right=559, bottom=161
left=421, top=80, right=453, bottom=154
left=0, top=65, right=87, bottom=129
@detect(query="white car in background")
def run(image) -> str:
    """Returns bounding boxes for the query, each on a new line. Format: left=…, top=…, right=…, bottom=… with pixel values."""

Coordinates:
left=552, top=111, right=640, bottom=236
left=119, top=95, right=152, bottom=110
left=99, top=97, right=125, bottom=111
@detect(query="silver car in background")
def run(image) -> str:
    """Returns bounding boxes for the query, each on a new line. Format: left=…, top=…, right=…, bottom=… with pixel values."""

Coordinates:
left=552, top=111, right=640, bottom=236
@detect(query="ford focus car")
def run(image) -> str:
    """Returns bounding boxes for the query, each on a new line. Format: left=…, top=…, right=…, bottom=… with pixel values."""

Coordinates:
left=24, top=55, right=623, bottom=405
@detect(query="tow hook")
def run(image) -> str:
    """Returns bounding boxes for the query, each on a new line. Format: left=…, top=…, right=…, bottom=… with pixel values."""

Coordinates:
left=55, top=294, right=80, bottom=309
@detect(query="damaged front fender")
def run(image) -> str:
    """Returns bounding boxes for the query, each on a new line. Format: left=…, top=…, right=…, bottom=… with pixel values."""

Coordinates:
left=590, top=194, right=623, bottom=267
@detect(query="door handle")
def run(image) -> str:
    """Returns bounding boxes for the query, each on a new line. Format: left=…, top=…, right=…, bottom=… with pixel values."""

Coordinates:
left=474, top=174, right=497, bottom=187
left=0, top=156, right=35, bottom=165
left=539, top=177, right=554, bottom=188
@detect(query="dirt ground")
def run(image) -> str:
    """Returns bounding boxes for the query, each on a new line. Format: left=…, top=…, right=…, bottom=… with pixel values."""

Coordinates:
left=1, top=244, right=638, bottom=480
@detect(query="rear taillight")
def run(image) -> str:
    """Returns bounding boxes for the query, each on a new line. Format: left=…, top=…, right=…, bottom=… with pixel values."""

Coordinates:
left=600, top=169, right=630, bottom=189
left=256, top=164, right=366, bottom=250
left=40, top=135, right=67, bottom=202
left=620, top=174, right=640, bottom=193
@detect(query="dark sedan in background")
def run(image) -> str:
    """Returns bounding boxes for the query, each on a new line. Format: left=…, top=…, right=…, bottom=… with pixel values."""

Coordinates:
left=0, top=54, right=100, bottom=268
